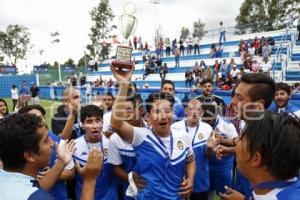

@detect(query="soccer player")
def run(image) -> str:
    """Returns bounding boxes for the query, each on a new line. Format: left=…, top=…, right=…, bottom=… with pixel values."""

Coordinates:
left=171, top=99, right=214, bottom=200
left=269, top=82, right=300, bottom=117
left=18, top=105, right=75, bottom=200
left=217, top=73, right=276, bottom=198
left=220, top=111, right=300, bottom=200
left=201, top=104, right=237, bottom=198
left=110, top=63, right=196, bottom=199
left=108, top=92, right=146, bottom=199
left=72, top=105, right=118, bottom=200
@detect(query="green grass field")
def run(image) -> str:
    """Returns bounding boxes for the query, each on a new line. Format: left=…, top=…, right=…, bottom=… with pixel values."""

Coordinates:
left=4, top=98, right=62, bottom=128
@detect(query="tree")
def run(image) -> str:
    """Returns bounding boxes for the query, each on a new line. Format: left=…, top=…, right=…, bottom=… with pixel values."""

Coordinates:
left=180, top=27, right=190, bottom=40
left=0, top=24, right=31, bottom=66
left=235, top=0, right=300, bottom=34
left=64, top=58, right=75, bottom=66
left=193, top=19, right=206, bottom=39
left=87, top=0, right=114, bottom=62
left=77, top=54, right=90, bottom=67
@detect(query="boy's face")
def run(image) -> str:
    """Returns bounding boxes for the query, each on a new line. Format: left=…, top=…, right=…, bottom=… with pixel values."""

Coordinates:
left=35, top=125, right=53, bottom=170
left=186, top=100, right=202, bottom=125
left=83, top=116, right=103, bottom=143
left=161, top=83, right=174, bottom=95
left=149, top=99, right=173, bottom=135
left=202, top=82, right=213, bottom=96
left=274, top=89, right=289, bottom=108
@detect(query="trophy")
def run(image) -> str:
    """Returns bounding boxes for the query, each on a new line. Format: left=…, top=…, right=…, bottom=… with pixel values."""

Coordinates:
left=112, top=2, right=138, bottom=69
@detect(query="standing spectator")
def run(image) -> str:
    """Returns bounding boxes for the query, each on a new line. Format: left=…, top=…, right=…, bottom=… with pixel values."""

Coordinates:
left=86, top=82, right=92, bottom=105
left=165, top=37, right=171, bottom=56
left=133, top=36, right=137, bottom=49
left=297, top=17, right=300, bottom=40
left=253, top=37, right=260, bottom=55
left=187, top=37, right=193, bottom=55
left=30, top=83, right=40, bottom=105
left=160, top=62, right=168, bottom=81
left=185, top=70, right=193, bottom=87
left=219, top=21, right=226, bottom=44
left=179, top=39, right=185, bottom=56
left=107, top=78, right=114, bottom=88
left=138, top=37, right=143, bottom=50
left=193, top=36, right=200, bottom=54
left=11, top=84, right=18, bottom=111
left=174, top=47, right=180, bottom=67
left=262, top=41, right=272, bottom=62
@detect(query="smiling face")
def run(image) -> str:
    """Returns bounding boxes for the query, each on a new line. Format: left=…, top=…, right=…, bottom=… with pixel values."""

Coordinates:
left=148, top=99, right=173, bottom=136
left=83, top=116, right=103, bottom=143
left=186, top=99, right=203, bottom=126
left=161, top=83, right=175, bottom=95
left=0, top=101, right=7, bottom=116
left=274, top=89, right=289, bottom=108
left=35, top=125, right=53, bottom=169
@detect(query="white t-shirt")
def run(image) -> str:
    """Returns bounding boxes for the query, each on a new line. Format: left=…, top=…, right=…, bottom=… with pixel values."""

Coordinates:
left=11, top=88, right=19, bottom=100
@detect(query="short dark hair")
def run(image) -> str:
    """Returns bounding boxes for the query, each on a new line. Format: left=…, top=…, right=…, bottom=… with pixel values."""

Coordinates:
left=0, top=98, right=9, bottom=115
left=200, top=79, right=213, bottom=86
left=240, top=73, right=276, bottom=109
left=18, top=105, right=46, bottom=116
left=202, top=104, right=218, bottom=121
left=0, top=114, right=43, bottom=170
left=242, top=111, right=300, bottom=180
left=145, top=92, right=175, bottom=113
left=80, top=105, right=104, bottom=123
left=103, top=92, right=114, bottom=99
left=276, top=82, right=291, bottom=95
left=161, top=80, right=175, bottom=90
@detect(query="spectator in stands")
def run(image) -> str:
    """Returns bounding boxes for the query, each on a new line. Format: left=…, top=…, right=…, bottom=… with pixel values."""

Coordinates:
left=297, top=17, right=300, bottom=40
left=195, top=79, right=226, bottom=114
left=165, top=37, right=171, bottom=56
left=159, top=62, right=168, bottom=81
left=220, top=111, right=300, bottom=200
left=133, top=36, right=137, bottom=49
left=107, top=78, right=114, bottom=88
left=174, top=47, right=180, bottom=67
left=193, top=36, right=200, bottom=54
left=219, top=21, right=226, bottom=44
left=203, top=65, right=213, bottom=80
left=230, top=65, right=240, bottom=79
left=179, top=39, right=184, bottom=56
left=216, top=44, right=223, bottom=58
left=200, top=60, right=207, bottom=69
left=292, top=82, right=300, bottom=94
left=185, top=70, right=194, bottom=87
left=267, top=36, right=275, bottom=46
left=11, top=84, right=18, bottom=111
left=30, top=83, right=40, bottom=105
left=260, top=59, right=271, bottom=76
left=172, top=38, right=177, bottom=54
left=187, top=36, right=193, bottom=55
left=269, top=82, right=300, bottom=117
left=144, top=41, right=149, bottom=51
left=138, top=37, right=143, bottom=50
left=209, top=46, right=217, bottom=58
left=102, top=92, right=114, bottom=113
left=0, top=99, right=9, bottom=121
left=253, top=37, right=260, bottom=55
left=262, top=41, right=272, bottom=62
left=220, top=59, right=229, bottom=76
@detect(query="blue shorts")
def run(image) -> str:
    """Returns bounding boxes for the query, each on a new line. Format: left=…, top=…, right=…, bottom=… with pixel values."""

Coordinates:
left=209, top=166, right=233, bottom=194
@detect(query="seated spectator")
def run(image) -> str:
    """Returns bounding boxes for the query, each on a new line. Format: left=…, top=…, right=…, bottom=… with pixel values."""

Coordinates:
left=216, top=44, right=223, bottom=58
left=260, top=60, right=271, bottom=76
left=159, top=62, right=168, bottom=81
left=200, top=60, right=207, bottom=69
left=267, top=36, right=275, bottom=46
left=251, top=60, right=259, bottom=73
left=230, top=65, right=240, bottom=79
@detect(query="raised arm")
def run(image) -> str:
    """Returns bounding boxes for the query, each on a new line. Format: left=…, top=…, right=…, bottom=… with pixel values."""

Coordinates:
left=110, top=63, right=135, bottom=143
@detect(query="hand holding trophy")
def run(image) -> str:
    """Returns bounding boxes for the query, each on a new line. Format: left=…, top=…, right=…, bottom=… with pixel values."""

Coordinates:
left=112, top=1, right=138, bottom=70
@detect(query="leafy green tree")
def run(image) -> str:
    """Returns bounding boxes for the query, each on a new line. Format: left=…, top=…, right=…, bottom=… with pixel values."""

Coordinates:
left=64, top=58, right=75, bottom=66
left=180, top=27, right=190, bottom=40
left=193, top=19, right=206, bottom=39
left=0, top=24, right=31, bottom=66
left=87, top=0, right=114, bottom=61
left=77, top=54, right=90, bottom=67
left=235, top=0, right=300, bottom=34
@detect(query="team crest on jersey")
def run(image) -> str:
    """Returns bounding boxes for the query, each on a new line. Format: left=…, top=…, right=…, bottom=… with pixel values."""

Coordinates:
left=103, top=148, right=108, bottom=156
left=177, top=141, right=184, bottom=150
left=198, top=133, right=204, bottom=140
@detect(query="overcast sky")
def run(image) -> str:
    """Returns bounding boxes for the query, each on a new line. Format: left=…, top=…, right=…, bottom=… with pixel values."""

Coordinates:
left=0, top=0, right=244, bottom=70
